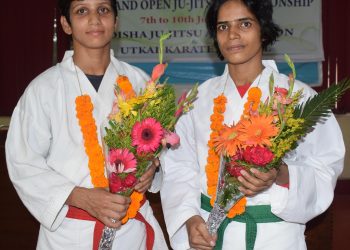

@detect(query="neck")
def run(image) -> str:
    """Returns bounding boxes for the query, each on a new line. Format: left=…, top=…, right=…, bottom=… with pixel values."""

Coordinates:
left=227, top=60, right=264, bottom=86
left=72, top=47, right=111, bottom=75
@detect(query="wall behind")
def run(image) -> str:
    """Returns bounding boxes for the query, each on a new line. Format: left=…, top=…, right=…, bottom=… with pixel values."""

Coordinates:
left=0, top=1, right=69, bottom=115
left=0, top=0, right=349, bottom=116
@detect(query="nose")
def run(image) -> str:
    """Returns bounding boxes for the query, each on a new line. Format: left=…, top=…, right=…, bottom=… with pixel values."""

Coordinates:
left=88, top=12, right=101, bottom=25
left=228, top=26, right=240, bottom=40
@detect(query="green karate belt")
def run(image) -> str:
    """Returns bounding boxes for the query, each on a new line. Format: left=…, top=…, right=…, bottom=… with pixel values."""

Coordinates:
left=201, top=194, right=283, bottom=250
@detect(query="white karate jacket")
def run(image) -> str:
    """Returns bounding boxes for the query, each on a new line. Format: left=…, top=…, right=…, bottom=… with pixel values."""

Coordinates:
left=160, top=61, right=345, bottom=250
left=6, top=51, right=168, bottom=250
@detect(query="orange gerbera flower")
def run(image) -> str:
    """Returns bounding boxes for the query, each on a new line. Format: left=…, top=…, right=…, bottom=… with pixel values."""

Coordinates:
left=116, top=75, right=136, bottom=99
left=213, top=124, right=242, bottom=157
left=238, top=115, right=279, bottom=147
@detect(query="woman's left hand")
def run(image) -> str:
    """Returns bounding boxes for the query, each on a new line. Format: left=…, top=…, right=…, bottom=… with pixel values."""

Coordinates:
left=134, top=158, right=160, bottom=193
left=237, top=168, right=278, bottom=196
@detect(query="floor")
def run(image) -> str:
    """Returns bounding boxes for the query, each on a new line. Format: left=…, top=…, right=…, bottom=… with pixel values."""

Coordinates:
left=332, top=181, right=350, bottom=250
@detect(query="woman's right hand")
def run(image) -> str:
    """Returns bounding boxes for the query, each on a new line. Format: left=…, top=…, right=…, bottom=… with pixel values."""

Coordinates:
left=185, top=215, right=217, bottom=250
left=66, top=187, right=130, bottom=228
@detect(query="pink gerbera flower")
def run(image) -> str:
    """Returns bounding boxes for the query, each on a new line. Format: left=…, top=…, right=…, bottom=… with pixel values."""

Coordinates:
left=132, top=118, right=163, bottom=154
left=161, top=131, right=180, bottom=149
left=108, top=149, right=137, bottom=173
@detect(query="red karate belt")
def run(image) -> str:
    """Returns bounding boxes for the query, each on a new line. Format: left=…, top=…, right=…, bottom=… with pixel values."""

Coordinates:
left=66, top=197, right=155, bottom=250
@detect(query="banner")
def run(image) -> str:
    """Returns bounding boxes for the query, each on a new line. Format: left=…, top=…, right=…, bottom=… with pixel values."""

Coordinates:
left=112, top=0, right=214, bottom=62
left=267, top=0, right=324, bottom=62
left=112, top=0, right=324, bottom=63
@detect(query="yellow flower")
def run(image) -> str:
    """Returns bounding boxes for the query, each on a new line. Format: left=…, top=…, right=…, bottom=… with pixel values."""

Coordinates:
left=149, top=99, right=161, bottom=107
left=119, top=100, right=134, bottom=117
left=112, top=113, right=122, bottom=123
left=145, top=82, right=157, bottom=95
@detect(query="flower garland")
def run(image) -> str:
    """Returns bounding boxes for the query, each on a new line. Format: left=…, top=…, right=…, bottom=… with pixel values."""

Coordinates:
left=121, top=191, right=144, bottom=224
left=76, top=95, right=108, bottom=188
left=75, top=94, right=142, bottom=224
left=242, top=87, right=262, bottom=119
left=206, top=94, right=246, bottom=218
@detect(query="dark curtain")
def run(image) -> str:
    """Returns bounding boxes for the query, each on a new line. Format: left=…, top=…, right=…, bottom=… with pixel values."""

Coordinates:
left=320, top=0, right=350, bottom=113
left=0, top=1, right=69, bottom=115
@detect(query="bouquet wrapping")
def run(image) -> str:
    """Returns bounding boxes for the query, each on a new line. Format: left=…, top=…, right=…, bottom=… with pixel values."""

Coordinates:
left=98, top=34, right=198, bottom=250
left=206, top=55, right=350, bottom=235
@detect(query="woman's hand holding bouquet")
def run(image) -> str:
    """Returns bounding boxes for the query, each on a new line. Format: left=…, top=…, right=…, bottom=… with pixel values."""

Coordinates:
left=98, top=34, right=198, bottom=250
left=206, top=55, right=350, bottom=235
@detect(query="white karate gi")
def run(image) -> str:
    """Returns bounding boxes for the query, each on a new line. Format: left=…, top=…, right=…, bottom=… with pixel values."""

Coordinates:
left=6, top=51, right=168, bottom=250
left=160, top=60, right=345, bottom=250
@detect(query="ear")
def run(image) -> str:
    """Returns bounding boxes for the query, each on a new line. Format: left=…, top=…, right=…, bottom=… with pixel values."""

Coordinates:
left=60, top=16, right=72, bottom=35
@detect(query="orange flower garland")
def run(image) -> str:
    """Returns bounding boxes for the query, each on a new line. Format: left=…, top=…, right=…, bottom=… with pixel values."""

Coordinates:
left=121, top=191, right=144, bottom=224
left=76, top=95, right=108, bottom=188
left=242, top=87, right=262, bottom=118
left=75, top=94, right=142, bottom=223
left=206, top=94, right=246, bottom=218
left=206, top=95, right=226, bottom=202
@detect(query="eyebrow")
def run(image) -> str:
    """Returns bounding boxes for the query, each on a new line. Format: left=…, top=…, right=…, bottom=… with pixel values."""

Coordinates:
left=71, top=0, right=110, bottom=8
left=217, top=17, right=256, bottom=25
left=73, top=0, right=110, bottom=3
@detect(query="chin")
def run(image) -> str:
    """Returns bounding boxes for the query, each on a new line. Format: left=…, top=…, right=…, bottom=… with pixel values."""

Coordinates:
left=224, top=52, right=262, bottom=66
left=84, top=43, right=111, bottom=50
left=225, top=55, right=251, bottom=65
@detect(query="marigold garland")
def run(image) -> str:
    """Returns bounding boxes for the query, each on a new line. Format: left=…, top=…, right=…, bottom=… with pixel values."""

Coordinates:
left=121, top=191, right=144, bottom=224
left=242, top=87, right=262, bottom=118
left=206, top=94, right=247, bottom=218
left=75, top=94, right=142, bottom=223
left=76, top=95, right=108, bottom=188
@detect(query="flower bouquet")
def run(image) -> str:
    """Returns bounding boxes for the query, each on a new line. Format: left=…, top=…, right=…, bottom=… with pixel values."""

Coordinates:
left=206, top=55, right=350, bottom=235
left=98, top=33, right=198, bottom=250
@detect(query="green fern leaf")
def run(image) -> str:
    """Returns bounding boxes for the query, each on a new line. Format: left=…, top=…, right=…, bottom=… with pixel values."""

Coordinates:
left=294, top=78, right=350, bottom=133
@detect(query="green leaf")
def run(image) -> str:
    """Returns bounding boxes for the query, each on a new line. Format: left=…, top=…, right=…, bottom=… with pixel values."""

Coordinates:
left=159, top=33, right=171, bottom=64
left=269, top=73, right=275, bottom=99
left=294, top=78, right=350, bottom=133
left=284, top=54, right=296, bottom=79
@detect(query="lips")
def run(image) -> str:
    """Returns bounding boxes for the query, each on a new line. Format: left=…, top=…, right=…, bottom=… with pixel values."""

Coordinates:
left=226, top=44, right=245, bottom=52
left=86, top=30, right=104, bottom=36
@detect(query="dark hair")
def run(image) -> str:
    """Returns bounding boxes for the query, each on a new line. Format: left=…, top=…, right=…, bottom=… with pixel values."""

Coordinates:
left=205, top=0, right=282, bottom=60
left=58, top=0, right=118, bottom=24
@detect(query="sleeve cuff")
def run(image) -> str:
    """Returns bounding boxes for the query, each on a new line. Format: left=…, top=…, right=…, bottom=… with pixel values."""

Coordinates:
left=277, top=183, right=289, bottom=189
left=41, top=183, right=76, bottom=231
left=270, top=183, right=289, bottom=214
left=148, top=166, right=163, bottom=193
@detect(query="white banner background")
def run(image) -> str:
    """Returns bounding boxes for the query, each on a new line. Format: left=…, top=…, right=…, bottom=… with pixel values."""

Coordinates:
left=112, top=0, right=324, bottom=63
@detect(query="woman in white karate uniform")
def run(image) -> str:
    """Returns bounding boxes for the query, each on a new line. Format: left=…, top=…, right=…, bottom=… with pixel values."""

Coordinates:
left=160, top=0, right=345, bottom=249
left=5, top=0, right=168, bottom=249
